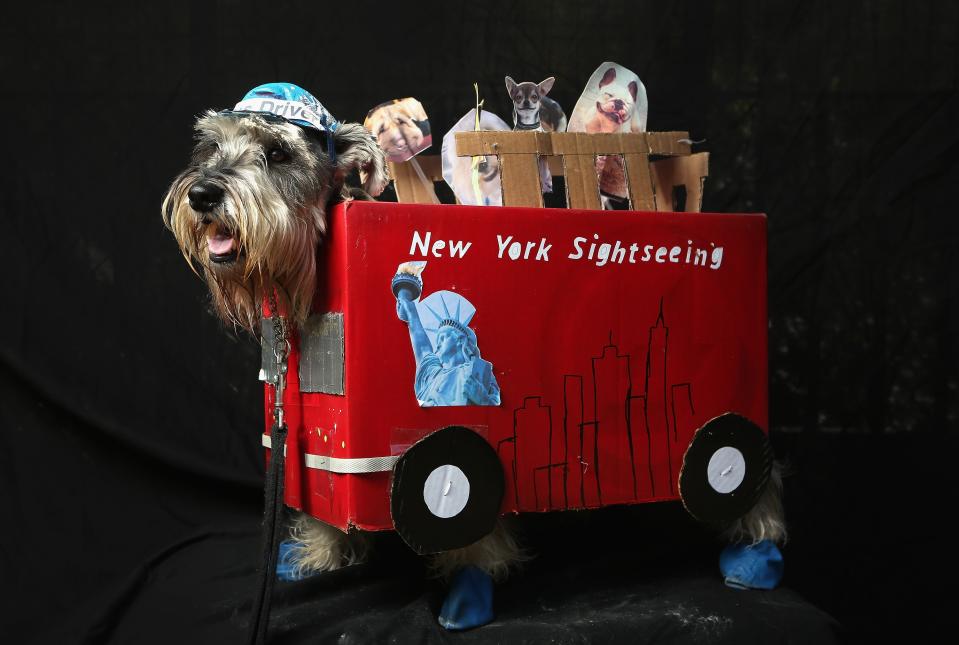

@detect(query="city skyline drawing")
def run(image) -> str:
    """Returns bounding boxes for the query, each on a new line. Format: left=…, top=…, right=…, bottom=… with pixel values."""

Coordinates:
left=497, top=298, right=697, bottom=512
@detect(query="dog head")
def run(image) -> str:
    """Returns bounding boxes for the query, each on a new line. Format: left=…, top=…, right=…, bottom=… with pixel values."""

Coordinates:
left=364, top=98, right=431, bottom=163
left=592, top=66, right=639, bottom=131
left=505, top=76, right=555, bottom=130
left=162, top=84, right=388, bottom=331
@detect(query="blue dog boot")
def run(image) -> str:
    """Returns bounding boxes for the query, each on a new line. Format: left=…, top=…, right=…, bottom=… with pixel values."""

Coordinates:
left=277, top=539, right=308, bottom=582
left=438, top=566, right=494, bottom=630
left=719, top=539, right=784, bottom=590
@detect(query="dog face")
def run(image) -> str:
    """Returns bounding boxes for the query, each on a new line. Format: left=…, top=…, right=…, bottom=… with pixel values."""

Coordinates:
left=587, top=67, right=639, bottom=133
left=364, top=98, right=431, bottom=163
left=162, top=111, right=387, bottom=330
left=505, top=76, right=555, bottom=130
left=567, top=63, right=647, bottom=137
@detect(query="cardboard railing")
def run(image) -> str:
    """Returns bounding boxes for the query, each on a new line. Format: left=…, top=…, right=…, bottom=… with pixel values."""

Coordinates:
left=388, top=131, right=709, bottom=213
left=388, top=155, right=445, bottom=205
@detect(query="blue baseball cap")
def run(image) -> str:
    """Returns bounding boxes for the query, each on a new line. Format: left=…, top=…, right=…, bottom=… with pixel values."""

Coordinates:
left=233, top=82, right=339, bottom=133
left=229, top=83, right=339, bottom=160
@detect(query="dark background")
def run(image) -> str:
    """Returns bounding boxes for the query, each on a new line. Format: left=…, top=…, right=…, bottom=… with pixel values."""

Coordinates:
left=2, top=1, right=956, bottom=643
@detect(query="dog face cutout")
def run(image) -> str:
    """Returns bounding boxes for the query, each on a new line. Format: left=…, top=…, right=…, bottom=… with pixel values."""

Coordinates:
left=364, top=98, right=432, bottom=163
left=567, top=62, right=649, bottom=202
left=594, top=68, right=638, bottom=131
left=441, top=109, right=511, bottom=206
left=162, top=111, right=388, bottom=330
left=504, top=76, right=568, bottom=132
left=567, top=62, right=648, bottom=135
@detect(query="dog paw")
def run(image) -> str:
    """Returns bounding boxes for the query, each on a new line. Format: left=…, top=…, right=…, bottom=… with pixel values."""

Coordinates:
left=277, top=539, right=314, bottom=581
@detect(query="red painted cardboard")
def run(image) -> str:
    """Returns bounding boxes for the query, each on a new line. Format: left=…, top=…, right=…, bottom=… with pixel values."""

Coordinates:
left=265, top=200, right=767, bottom=533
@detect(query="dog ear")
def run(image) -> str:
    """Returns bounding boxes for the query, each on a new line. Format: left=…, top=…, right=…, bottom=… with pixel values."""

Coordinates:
left=406, top=98, right=428, bottom=122
left=505, top=76, right=517, bottom=97
left=363, top=107, right=386, bottom=136
left=628, top=80, right=638, bottom=103
left=414, top=119, right=431, bottom=137
left=538, top=77, right=555, bottom=96
left=333, top=122, right=390, bottom=197
left=599, top=67, right=617, bottom=88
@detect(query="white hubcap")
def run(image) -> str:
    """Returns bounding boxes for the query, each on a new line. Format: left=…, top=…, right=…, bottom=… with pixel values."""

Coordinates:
left=707, top=447, right=746, bottom=494
left=423, top=465, right=470, bottom=518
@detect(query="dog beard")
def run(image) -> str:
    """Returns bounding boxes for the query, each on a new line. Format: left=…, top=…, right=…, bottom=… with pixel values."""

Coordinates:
left=163, top=112, right=387, bottom=331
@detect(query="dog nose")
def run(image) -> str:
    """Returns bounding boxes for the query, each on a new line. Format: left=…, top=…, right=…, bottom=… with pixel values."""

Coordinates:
left=188, top=182, right=224, bottom=212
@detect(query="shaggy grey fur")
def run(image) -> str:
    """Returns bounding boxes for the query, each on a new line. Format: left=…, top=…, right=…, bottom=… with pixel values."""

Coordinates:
left=163, top=112, right=388, bottom=330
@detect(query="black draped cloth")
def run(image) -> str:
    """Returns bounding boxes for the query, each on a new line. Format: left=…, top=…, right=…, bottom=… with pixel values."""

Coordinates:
left=2, top=1, right=955, bottom=642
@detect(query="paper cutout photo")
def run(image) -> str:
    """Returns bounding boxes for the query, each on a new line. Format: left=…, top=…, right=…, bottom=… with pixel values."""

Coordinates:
left=567, top=62, right=649, bottom=203
left=392, top=261, right=501, bottom=407
left=441, top=108, right=511, bottom=206
left=504, top=76, right=567, bottom=132
left=364, top=98, right=432, bottom=163
left=567, top=62, right=648, bottom=134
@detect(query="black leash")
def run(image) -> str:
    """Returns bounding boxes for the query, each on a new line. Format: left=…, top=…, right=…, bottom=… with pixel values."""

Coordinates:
left=248, top=291, right=290, bottom=645
left=247, top=421, right=288, bottom=645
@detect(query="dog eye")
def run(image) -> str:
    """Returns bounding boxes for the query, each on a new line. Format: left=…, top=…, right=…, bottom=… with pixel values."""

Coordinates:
left=267, top=148, right=289, bottom=163
left=531, top=94, right=538, bottom=100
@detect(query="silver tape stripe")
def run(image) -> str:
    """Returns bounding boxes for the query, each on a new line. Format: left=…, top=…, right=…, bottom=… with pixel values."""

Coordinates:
left=261, top=434, right=398, bottom=474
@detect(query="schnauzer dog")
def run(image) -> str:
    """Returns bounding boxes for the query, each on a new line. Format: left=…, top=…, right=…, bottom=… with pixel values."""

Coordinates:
left=163, top=84, right=389, bottom=331
left=162, top=83, right=522, bottom=631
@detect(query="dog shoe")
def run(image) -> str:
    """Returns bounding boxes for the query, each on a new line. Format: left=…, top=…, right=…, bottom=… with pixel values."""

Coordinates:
left=276, top=539, right=310, bottom=582
left=719, top=539, right=784, bottom=590
left=438, top=566, right=494, bottom=630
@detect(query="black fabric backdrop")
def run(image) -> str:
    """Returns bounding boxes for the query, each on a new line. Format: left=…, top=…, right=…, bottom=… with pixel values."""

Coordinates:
left=1, top=1, right=956, bottom=643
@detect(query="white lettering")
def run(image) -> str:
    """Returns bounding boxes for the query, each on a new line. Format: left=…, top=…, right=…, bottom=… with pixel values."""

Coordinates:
left=410, top=230, right=430, bottom=256
left=562, top=235, right=723, bottom=270
left=496, top=235, right=512, bottom=258
left=448, top=239, right=472, bottom=258
left=710, top=246, right=724, bottom=270
left=596, top=243, right=611, bottom=267
left=535, top=238, right=552, bottom=261
left=569, top=237, right=587, bottom=260
left=587, top=234, right=600, bottom=260
left=610, top=241, right=626, bottom=264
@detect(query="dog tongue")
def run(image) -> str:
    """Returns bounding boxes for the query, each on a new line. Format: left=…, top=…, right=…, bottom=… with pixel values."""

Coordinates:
left=207, top=233, right=235, bottom=255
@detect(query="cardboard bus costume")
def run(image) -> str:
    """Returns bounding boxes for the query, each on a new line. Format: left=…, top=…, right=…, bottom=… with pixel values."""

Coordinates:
left=260, top=199, right=770, bottom=554
left=165, top=81, right=779, bottom=639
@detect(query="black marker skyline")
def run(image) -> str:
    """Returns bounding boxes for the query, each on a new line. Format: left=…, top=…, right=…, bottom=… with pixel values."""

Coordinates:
left=498, top=298, right=696, bottom=512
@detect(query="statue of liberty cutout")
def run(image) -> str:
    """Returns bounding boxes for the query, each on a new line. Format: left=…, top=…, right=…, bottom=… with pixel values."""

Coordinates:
left=392, top=262, right=500, bottom=407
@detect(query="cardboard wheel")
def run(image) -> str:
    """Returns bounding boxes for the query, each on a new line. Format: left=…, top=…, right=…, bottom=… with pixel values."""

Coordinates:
left=390, top=426, right=504, bottom=555
left=679, top=413, right=772, bottom=523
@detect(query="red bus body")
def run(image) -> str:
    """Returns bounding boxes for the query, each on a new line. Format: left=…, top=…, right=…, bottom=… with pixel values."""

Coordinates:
left=264, top=200, right=767, bottom=533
